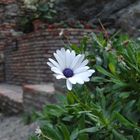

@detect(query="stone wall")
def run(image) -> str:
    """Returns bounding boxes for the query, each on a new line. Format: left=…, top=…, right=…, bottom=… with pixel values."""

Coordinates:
left=0, top=41, right=4, bottom=82
left=0, top=94, right=23, bottom=114
left=0, top=0, right=21, bottom=82
left=0, top=0, right=20, bottom=37
left=4, top=29, right=93, bottom=85
left=0, top=61, right=4, bottom=82
left=23, top=84, right=56, bottom=113
left=57, top=0, right=140, bottom=36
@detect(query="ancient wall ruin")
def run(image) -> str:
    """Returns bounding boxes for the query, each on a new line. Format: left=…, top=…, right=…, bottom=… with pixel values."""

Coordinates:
left=4, top=29, right=92, bottom=85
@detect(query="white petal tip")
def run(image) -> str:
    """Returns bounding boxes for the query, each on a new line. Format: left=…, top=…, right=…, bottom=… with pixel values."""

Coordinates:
left=66, top=80, right=72, bottom=90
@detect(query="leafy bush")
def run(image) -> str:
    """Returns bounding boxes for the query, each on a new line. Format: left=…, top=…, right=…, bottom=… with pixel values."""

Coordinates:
left=24, top=0, right=57, bottom=22
left=30, top=33, right=140, bottom=140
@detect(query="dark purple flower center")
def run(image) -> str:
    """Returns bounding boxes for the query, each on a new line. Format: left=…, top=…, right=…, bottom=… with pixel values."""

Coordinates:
left=63, top=68, right=74, bottom=78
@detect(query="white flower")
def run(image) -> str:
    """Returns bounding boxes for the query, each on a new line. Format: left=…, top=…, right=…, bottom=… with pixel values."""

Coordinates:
left=59, top=29, right=64, bottom=37
left=35, top=126, right=42, bottom=137
left=47, top=48, right=95, bottom=90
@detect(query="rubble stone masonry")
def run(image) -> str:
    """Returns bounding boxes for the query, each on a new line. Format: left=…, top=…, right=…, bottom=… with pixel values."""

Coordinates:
left=5, top=29, right=92, bottom=85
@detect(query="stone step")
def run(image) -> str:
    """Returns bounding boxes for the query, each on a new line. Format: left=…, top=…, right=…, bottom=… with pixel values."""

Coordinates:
left=0, top=83, right=23, bottom=114
left=23, top=83, right=57, bottom=113
left=0, top=83, right=57, bottom=114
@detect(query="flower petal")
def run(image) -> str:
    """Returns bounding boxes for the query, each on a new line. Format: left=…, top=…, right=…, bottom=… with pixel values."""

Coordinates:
left=71, top=50, right=76, bottom=58
left=66, top=79, right=72, bottom=90
left=69, top=76, right=84, bottom=84
left=71, top=54, right=84, bottom=69
left=47, top=62, right=54, bottom=68
left=74, top=66, right=89, bottom=74
left=48, top=58, right=61, bottom=69
left=51, top=67, right=63, bottom=75
left=69, top=69, right=95, bottom=84
left=66, top=49, right=71, bottom=68
left=54, top=53, right=65, bottom=69
left=79, top=59, right=89, bottom=67
left=75, top=70, right=95, bottom=81
left=56, top=48, right=66, bottom=66
left=54, top=74, right=65, bottom=79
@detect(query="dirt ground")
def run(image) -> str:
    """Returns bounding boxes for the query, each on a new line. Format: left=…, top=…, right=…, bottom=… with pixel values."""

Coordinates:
left=0, top=113, right=37, bottom=140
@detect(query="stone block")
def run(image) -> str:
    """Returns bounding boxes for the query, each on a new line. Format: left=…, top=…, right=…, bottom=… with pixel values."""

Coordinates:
left=23, top=83, right=57, bottom=113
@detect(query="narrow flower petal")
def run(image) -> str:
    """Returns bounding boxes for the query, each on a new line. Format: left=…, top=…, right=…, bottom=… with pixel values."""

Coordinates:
left=71, top=50, right=76, bottom=59
left=47, top=62, right=54, bottom=68
left=54, top=53, right=65, bottom=69
left=71, top=54, right=85, bottom=69
left=70, top=54, right=82, bottom=69
left=56, top=48, right=66, bottom=65
left=66, top=79, right=72, bottom=90
left=54, top=74, right=65, bottom=79
left=69, top=76, right=84, bottom=84
left=75, top=70, right=95, bottom=81
left=68, top=77, right=77, bottom=84
left=74, top=66, right=89, bottom=74
left=88, top=69, right=95, bottom=75
left=48, top=58, right=60, bottom=69
left=66, top=49, right=71, bottom=68
left=51, top=67, right=63, bottom=75
left=69, top=69, right=95, bottom=84
left=79, top=59, right=89, bottom=67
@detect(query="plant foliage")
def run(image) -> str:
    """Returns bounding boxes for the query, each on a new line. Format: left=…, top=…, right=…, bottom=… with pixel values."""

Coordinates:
left=30, top=33, right=140, bottom=140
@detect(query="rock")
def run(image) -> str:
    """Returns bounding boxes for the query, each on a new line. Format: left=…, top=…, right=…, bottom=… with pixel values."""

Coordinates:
left=0, top=113, right=38, bottom=140
left=56, top=0, right=140, bottom=36
left=5, top=4, right=19, bottom=17
left=116, top=0, right=140, bottom=37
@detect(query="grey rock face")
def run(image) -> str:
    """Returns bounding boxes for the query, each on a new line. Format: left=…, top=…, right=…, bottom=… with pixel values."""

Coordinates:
left=0, top=114, right=38, bottom=140
left=56, top=0, right=140, bottom=36
left=116, top=0, right=140, bottom=37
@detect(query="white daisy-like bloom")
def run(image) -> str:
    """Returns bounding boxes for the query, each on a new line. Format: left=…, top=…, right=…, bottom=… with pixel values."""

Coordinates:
left=35, top=126, right=42, bottom=137
left=59, top=29, right=64, bottom=37
left=47, top=48, right=95, bottom=90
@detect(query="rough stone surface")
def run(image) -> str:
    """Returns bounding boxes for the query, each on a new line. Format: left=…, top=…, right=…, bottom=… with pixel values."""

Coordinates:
left=57, top=0, right=140, bottom=36
left=4, top=29, right=94, bottom=85
left=0, top=83, right=58, bottom=114
left=0, top=84, right=23, bottom=114
left=0, top=113, right=38, bottom=140
left=116, top=1, right=140, bottom=37
left=0, top=62, right=4, bottom=82
left=23, top=83, right=57, bottom=113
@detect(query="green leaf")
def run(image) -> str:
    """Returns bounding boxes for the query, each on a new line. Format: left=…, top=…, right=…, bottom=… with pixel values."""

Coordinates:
left=109, top=63, right=116, bottom=74
left=67, top=92, right=75, bottom=104
left=79, top=127, right=99, bottom=133
left=42, top=123, right=62, bottom=140
left=112, top=129, right=128, bottom=140
left=70, top=128, right=79, bottom=140
left=70, top=44, right=81, bottom=54
left=114, top=112, right=136, bottom=128
left=91, top=32, right=104, bottom=48
left=78, top=134, right=89, bottom=140
left=58, top=124, right=70, bottom=140
left=43, top=104, right=65, bottom=117
left=96, top=66, right=115, bottom=78
left=91, top=76, right=109, bottom=83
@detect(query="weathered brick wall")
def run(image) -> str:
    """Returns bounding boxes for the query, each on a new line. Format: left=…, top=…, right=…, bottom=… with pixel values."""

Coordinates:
left=0, top=0, right=21, bottom=82
left=0, top=41, right=5, bottom=82
left=0, top=94, right=23, bottom=114
left=0, top=0, right=94, bottom=86
left=5, top=29, right=93, bottom=85
left=0, top=61, right=4, bottom=82
left=0, top=0, right=20, bottom=36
